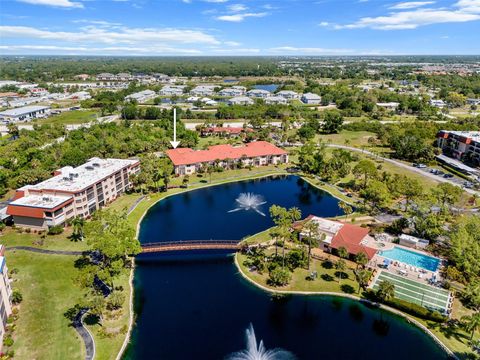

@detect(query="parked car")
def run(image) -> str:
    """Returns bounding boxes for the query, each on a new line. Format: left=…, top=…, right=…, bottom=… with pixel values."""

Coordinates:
left=443, top=173, right=454, bottom=178
left=417, top=164, right=427, bottom=168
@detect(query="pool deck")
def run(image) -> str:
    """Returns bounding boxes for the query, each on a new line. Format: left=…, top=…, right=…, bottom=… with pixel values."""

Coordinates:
left=368, top=244, right=444, bottom=288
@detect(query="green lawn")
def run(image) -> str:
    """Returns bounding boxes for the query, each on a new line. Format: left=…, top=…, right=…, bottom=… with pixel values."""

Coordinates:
left=9, top=251, right=85, bottom=360
left=316, top=130, right=377, bottom=147
left=37, top=110, right=99, bottom=125
left=1, top=228, right=89, bottom=252
left=237, top=251, right=361, bottom=294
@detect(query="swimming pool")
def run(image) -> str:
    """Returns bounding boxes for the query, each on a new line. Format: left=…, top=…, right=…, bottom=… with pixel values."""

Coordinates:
left=379, top=246, right=440, bottom=272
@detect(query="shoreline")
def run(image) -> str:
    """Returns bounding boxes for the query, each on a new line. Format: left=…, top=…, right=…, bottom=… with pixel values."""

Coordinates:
left=116, top=171, right=451, bottom=359
left=233, top=253, right=457, bottom=359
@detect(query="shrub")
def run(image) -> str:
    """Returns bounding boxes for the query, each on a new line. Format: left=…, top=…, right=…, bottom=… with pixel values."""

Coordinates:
left=106, top=292, right=125, bottom=311
left=3, top=337, right=13, bottom=347
left=25, top=228, right=31, bottom=233
left=11, top=290, right=23, bottom=305
left=47, top=225, right=64, bottom=235
left=0, top=223, right=5, bottom=232
left=268, top=267, right=292, bottom=287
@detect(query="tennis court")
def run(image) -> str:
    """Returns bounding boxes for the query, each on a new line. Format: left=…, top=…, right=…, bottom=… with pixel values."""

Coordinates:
left=371, top=270, right=451, bottom=314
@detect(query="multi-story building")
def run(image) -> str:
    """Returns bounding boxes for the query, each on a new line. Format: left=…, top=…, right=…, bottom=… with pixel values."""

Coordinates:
left=7, top=158, right=140, bottom=229
left=246, top=89, right=271, bottom=98
left=166, top=141, right=288, bottom=175
left=437, top=130, right=480, bottom=163
left=276, top=90, right=299, bottom=100
left=227, top=96, right=254, bottom=106
left=0, top=245, right=13, bottom=350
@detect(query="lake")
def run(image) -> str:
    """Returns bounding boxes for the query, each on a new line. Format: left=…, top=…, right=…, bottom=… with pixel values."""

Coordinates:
left=253, top=84, right=279, bottom=92
left=125, top=176, right=447, bottom=359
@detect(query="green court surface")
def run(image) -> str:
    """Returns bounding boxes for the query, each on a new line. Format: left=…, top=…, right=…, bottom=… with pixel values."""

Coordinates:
left=371, top=271, right=451, bottom=313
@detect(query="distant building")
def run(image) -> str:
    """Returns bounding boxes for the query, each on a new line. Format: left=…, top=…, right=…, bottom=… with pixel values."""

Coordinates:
left=68, top=91, right=91, bottom=101
left=376, top=102, right=400, bottom=110
left=7, top=157, right=140, bottom=229
left=265, top=95, right=287, bottom=105
left=190, top=85, right=217, bottom=96
left=96, top=73, right=116, bottom=81
left=200, top=126, right=253, bottom=138
left=0, top=105, right=50, bottom=123
left=0, top=245, right=12, bottom=351
left=467, top=98, right=480, bottom=106
left=152, top=73, right=171, bottom=82
left=166, top=141, right=288, bottom=175
left=437, top=130, right=480, bottom=166
left=430, top=99, right=446, bottom=108
left=246, top=89, right=271, bottom=98
left=74, top=74, right=90, bottom=81
left=218, top=87, right=245, bottom=97
left=296, top=215, right=377, bottom=259
left=301, top=92, right=321, bottom=104
left=7, top=97, right=41, bottom=108
left=276, top=90, right=299, bottom=100
left=228, top=96, right=254, bottom=106
left=159, top=85, right=186, bottom=96
left=125, top=89, right=156, bottom=103
left=116, top=73, right=132, bottom=81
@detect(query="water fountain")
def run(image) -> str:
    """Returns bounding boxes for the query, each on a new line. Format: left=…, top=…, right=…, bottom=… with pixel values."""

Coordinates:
left=226, top=324, right=295, bottom=360
left=228, top=193, right=267, bottom=216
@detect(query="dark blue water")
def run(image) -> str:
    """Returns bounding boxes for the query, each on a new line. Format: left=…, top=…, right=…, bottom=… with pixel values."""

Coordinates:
left=139, top=176, right=342, bottom=243
left=253, top=84, right=279, bottom=92
left=125, top=176, right=447, bottom=360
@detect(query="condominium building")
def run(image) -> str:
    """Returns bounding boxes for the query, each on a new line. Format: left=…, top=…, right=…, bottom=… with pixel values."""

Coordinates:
left=166, top=141, right=288, bottom=175
left=7, top=158, right=140, bottom=229
left=437, top=130, right=480, bottom=164
left=0, top=245, right=12, bottom=351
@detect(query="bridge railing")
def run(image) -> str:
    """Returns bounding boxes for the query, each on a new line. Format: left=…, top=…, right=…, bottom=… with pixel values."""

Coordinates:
left=141, top=240, right=240, bottom=248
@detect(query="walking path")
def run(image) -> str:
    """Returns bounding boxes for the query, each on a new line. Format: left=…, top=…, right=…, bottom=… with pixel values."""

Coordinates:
left=327, top=144, right=479, bottom=195
left=6, top=246, right=85, bottom=256
left=73, top=309, right=95, bottom=360
left=127, top=195, right=145, bottom=215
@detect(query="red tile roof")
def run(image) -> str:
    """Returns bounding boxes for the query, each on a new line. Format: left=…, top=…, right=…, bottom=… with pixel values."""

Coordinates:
left=166, top=141, right=287, bottom=166
left=331, top=223, right=377, bottom=259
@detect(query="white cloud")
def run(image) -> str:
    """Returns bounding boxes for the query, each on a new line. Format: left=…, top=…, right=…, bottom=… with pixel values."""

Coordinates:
left=0, top=25, right=220, bottom=45
left=216, top=12, right=267, bottom=22
left=228, top=3, right=247, bottom=12
left=319, top=21, right=330, bottom=26
left=0, top=44, right=202, bottom=55
left=16, top=0, right=84, bottom=8
left=224, top=40, right=241, bottom=46
left=389, top=1, right=435, bottom=9
left=334, top=0, right=480, bottom=30
left=203, top=0, right=228, bottom=3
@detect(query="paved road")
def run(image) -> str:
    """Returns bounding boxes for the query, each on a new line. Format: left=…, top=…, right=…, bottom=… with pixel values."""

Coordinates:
left=73, top=309, right=95, bottom=360
left=6, top=246, right=86, bottom=256
left=327, top=144, right=479, bottom=196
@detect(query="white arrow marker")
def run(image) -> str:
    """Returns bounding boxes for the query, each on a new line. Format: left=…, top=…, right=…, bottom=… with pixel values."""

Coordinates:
left=169, top=108, right=180, bottom=149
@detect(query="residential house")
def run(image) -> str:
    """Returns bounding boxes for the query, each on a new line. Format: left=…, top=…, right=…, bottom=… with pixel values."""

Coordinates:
left=228, top=96, right=254, bottom=106
left=246, top=89, right=271, bottom=98
left=430, top=99, right=446, bottom=108
left=276, top=90, right=299, bottom=100
left=376, top=102, right=400, bottom=110
left=191, top=85, right=218, bottom=97
left=265, top=95, right=287, bottom=105
left=301, top=92, right=321, bottom=104
left=159, top=85, right=186, bottom=96
left=125, top=89, right=156, bottom=103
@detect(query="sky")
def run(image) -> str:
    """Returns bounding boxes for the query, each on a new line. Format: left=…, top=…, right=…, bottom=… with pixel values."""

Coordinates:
left=0, top=0, right=479, bottom=56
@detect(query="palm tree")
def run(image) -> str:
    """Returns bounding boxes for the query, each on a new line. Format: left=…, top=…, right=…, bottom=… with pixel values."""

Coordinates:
left=338, top=201, right=353, bottom=219
left=355, top=269, right=371, bottom=293
left=355, top=252, right=368, bottom=270
left=461, top=312, right=480, bottom=340
left=71, top=216, right=86, bottom=241
left=335, top=259, right=346, bottom=283
left=337, top=246, right=349, bottom=260
left=302, top=220, right=319, bottom=270
left=377, top=280, right=395, bottom=302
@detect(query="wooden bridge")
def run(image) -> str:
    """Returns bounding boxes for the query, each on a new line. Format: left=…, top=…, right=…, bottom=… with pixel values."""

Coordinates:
left=140, top=240, right=241, bottom=253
